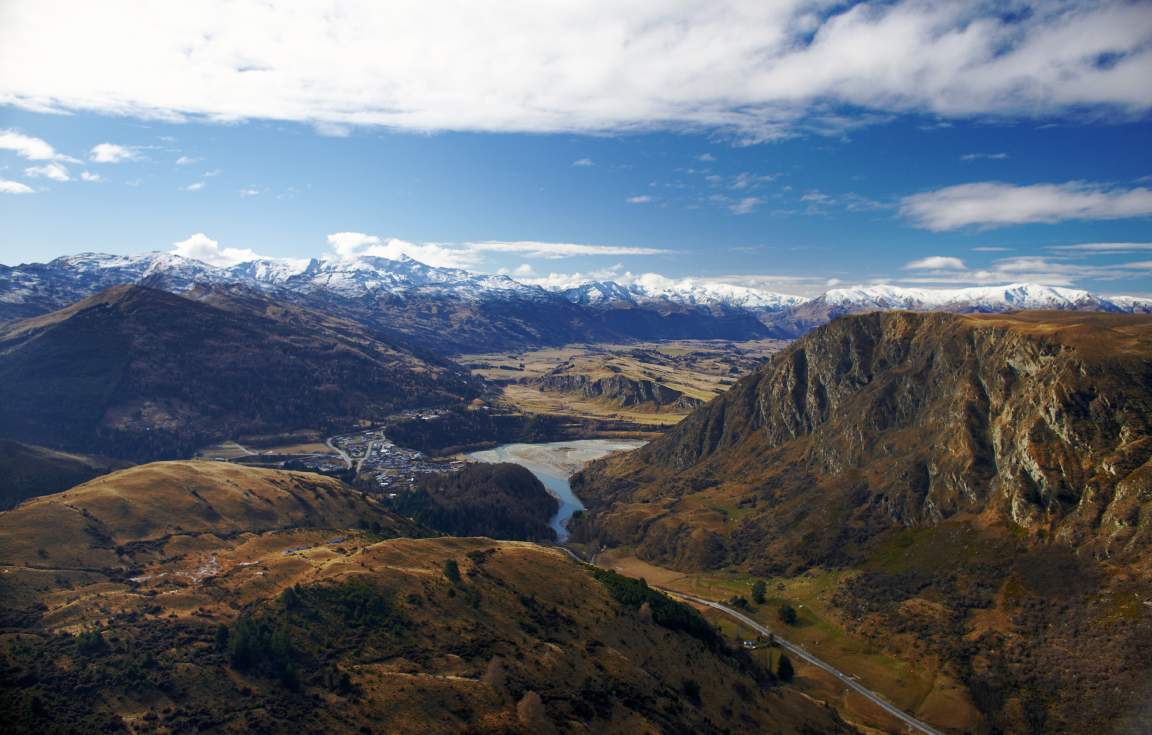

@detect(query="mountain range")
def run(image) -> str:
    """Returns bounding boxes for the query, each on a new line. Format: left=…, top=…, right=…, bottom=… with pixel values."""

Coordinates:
left=3, top=252, right=1150, bottom=348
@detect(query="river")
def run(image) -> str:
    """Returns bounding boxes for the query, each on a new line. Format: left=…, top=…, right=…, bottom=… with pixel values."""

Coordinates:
left=466, top=439, right=647, bottom=542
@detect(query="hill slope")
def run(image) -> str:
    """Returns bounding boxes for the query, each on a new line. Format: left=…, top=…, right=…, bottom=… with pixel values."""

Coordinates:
left=0, top=285, right=479, bottom=459
left=0, top=462, right=853, bottom=734
left=0, top=439, right=129, bottom=509
left=572, top=311, right=1152, bottom=733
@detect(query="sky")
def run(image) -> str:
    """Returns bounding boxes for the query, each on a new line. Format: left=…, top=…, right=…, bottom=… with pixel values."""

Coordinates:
left=1, top=0, right=1151, bottom=297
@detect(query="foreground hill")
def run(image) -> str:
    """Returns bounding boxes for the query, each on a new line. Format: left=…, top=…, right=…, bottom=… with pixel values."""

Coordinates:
left=0, top=462, right=852, bottom=734
left=0, top=285, right=479, bottom=459
left=0, top=439, right=129, bottom=509
left=572, top=311, right=1152, bottom=733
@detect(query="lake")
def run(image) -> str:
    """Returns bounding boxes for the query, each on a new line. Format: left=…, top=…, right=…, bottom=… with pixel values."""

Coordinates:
left=466, top=439, right=647, bottom=542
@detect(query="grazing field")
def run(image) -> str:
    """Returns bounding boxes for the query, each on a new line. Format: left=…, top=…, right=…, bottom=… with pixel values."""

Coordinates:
left=459, top=339, right=786, bottom=425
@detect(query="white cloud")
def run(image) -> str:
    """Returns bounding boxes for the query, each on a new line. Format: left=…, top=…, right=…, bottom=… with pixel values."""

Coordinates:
left=183, top=181, right=205, bottom=191
left=325, top=232, right=482, bottom=269
left=729, top=196, right=761, bottom=215
left=971, top=246, right=1011, bottom=252
left=1047, top=242, right=1152, bottom=253
left=175, top=155, right=199, bottom=165
left=696, top=153, right=716, bottom=162
left=513, top=263, right=535, bottom=276
left=24, top=162, right=70, bottom=181
left=0, top=179, right=34, bottom=194
left=901, top=181, right=1152, bottom=230
left=961, top=153, right=1009, bottom=161
left=572, top=158, right=594, bottom=167
left=79, top=171, right=102, bottom=182
left=3, top=2, right=1149, bottom=137
left=466, top=240, right=668, bottom=259
left=90, top=143, right=141, bottom=163
left=170, top=233, right=265, bottom=266
left=0, top=129, right=76, bottom=161
left=905, top=256, right=966, bottom=270
left=626, top=195, right=653, bottom=204
left=238, top=187, right=263, bottom=197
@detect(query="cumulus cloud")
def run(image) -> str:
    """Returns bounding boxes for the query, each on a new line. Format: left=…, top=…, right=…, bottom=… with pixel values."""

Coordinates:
left=3, top=2, right=1149, bottom=138
left=325, top=232, right=482, bottom=269
left=24, top=162, right=70, bottom=181
left=183, top=181, right=205, bottom=191
left=904, top=256, right=966, bottom=270
left=900, top=181, right=1152, bottom=230
left=89, top=143, right=141, bottom=163
left=0, top=179, right=34, bottom=194
left=0, top=129, right=76, bottom=161
left=961, top=153, right=1009, bottom=161
left=79, top=171, right=102, bottom=182
left=572, top=158, right=594, bottom=167
left=626, top=195, right=653, bottom=204
left=324, top=234, right=669, bottom=268
left=175, top=155, right=199, bottom=165
left=170, top=233, right=265, bottom=266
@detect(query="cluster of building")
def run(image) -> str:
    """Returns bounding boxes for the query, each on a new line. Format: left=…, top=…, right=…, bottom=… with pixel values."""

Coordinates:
left=329, top=428, right=466, bottom=494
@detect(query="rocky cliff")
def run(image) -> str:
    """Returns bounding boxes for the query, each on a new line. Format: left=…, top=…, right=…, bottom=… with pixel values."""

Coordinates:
left=575, top=311, right=1152, bottom=566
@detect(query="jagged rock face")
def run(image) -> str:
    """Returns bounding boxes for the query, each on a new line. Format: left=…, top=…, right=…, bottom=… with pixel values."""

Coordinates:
left=574, top=311, right=1152, bottom=565
left=532, top=372, right=700, bottom=408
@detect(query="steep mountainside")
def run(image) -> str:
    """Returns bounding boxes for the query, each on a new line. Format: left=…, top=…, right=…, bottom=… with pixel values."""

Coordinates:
left=0, top=440, right=130, bottom=510
left=0, top=285, right=479, bottom=460
left=0, top=462, right=852, bottom=735
left=572, top=311, right=1152, bottom=734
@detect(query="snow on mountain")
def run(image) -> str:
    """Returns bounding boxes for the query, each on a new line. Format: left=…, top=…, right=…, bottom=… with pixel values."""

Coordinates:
left=559, top=278, right=810, bottom=312
left=1106, top=295, right=1152, bottom=313
left=0, top=251, right=550, bottom=313
left=818, top=283, right=1113, bottom=312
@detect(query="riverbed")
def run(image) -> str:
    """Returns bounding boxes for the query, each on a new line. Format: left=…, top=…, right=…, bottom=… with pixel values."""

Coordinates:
left=466, top=439, right=647, bottom=541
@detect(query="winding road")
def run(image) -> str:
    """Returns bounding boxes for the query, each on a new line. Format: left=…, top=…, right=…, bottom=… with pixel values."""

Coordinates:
left=664, top=590, right=944, bottom=735
left=551, top=545, right=941, bottom=735
left=325, top=437, right=353, bottom=469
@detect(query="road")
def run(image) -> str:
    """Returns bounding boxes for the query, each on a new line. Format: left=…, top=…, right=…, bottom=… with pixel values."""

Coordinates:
left=356, top=440, right=379, bottom=474
left=325, top=437, right=353, bottom=469
left=667, top=590, right=944, bottom=735
left=550, top=544, right=942, bottom=735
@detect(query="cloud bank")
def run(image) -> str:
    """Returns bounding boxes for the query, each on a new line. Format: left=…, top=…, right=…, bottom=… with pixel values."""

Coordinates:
left=2, top=2, right=1149, bottom=138
left=901, top=181, right=1152, bottom=230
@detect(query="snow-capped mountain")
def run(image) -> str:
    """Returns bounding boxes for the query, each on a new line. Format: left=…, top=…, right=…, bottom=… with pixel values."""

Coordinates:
left=0, top=251, right=550, bottom=316
left=559, top=278, right=810, bottom=313
left=2, top=251, right=1150, bottom=343
left=817, top=283, right=1113, bottom=313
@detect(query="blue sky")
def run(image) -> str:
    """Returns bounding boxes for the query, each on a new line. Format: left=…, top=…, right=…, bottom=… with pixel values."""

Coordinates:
left=2, top=1, right=1151, bottom=296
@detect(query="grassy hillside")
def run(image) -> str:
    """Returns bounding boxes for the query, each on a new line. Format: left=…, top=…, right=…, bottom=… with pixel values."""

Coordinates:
left=0, top=439, right=130, bottom=509
left=0, top=461, right=853, bottom=734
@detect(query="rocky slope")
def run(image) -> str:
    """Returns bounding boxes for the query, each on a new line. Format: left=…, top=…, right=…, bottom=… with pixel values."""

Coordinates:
left=532, top=373, right=702, bottom=410
left=0, top=285, right=479, bottom=460
left=571, top=311, right=1152, bottom=733
left=0, top=462, right=853, bottom=735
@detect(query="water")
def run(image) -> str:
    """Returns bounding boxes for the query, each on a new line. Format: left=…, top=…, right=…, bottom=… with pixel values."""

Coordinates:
left=466, top=439, right=647, bottom=542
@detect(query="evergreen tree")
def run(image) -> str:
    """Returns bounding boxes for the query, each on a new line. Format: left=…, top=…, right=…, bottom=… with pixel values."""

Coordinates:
left=777, top=653, right=795, bottom=682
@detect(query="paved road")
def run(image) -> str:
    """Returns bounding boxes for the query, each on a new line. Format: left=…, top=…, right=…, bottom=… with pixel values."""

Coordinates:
left=549, top=544, right=942, bottom=735
left=325, top=437, right=353, bottom=469
left=667, top=590, right=944, bottom=735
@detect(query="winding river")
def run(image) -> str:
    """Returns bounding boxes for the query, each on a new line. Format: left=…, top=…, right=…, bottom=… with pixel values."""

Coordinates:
left=466, top=439, right=647, bottom=541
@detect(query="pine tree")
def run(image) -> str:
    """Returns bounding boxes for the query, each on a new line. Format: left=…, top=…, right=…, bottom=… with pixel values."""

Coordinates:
left=777, top=653, right=795, bottom=682
left=751, top=580, right=767, bottom=604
